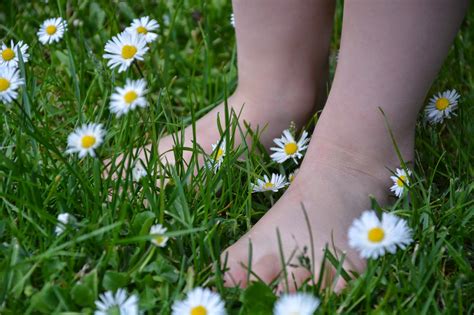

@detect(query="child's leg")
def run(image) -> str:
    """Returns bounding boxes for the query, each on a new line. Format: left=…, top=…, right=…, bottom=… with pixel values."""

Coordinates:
left=125, top=0, right=335, bottom=166
left=222, top=0, right=468, bottom=290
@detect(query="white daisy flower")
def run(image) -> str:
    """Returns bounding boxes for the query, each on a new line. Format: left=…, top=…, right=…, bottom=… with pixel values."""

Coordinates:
left=150, top=224, right=169, bottom=248
left=230, top=13, right=235, bottom=27
left=0, top=40, right=29, bottom=68
left=125, top=16, right=160, bottom=43
left=72, top=19, right=83, bottom=28
left=132, top=162, right=147, bottom=181
left=348, top=210, right=413, bottom=259
left=110, top=79, right=148, bottom=117
left=206, top=139, right=226, bottom=172
left=54, top=213, right=75, bottom=235
left=0, top=65, right=24, bottom=104
left=66, top=123, right=106, bottom=158
left=270, top=130, right=309, bottom=164
left=389, top=168, right=412, bottom=198
left=37, top=17, right=67, bottom=45
left=273, top=293, right=320, bottom=315
left=425, top=89, right=460, bottom=124
left=251, top=173, right=288, bottom=193
left=103, top=32, right=149, bottom=73
left=172, top=287, right=226, bottom=315
left=95, top=288, right=139, bottom=315
left=288, top=168, right=299, bottom=183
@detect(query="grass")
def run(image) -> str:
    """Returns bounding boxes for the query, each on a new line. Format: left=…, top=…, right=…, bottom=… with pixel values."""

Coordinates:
left=1, top=0, right=473, bottom=314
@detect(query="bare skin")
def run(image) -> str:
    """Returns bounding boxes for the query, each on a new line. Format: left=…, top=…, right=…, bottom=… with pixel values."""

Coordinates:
left=221, top=0, right=468, bottom=291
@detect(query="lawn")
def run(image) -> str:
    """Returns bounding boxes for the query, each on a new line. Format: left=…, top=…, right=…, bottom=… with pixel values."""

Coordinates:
left=0, top=0, right=473, bottom=314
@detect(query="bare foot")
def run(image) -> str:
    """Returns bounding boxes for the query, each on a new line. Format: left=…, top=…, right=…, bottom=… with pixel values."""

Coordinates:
left=221, top=117, right=414, bottom=292
left=149, top=85, right=318, bottom=165
left=221, top=76, right=414, bottom=290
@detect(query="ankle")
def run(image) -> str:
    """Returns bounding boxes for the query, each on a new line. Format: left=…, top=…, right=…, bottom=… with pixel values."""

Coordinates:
left=311, top=134, right=414, bottom=181
left=235, top=81, right=317, bottom=107
left=315, top=105, right=416, bottom=169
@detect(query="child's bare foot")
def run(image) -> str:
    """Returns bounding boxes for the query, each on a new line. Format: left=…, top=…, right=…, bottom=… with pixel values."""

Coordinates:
left=221, top=133, right=412, bottom=291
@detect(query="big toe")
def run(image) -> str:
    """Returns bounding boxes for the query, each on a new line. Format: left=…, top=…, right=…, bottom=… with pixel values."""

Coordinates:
left=221, top=244, right=281, bottom=288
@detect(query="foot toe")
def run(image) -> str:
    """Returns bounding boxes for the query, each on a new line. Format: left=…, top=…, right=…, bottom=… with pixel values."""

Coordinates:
left=222, top=246, right=282, bottom=288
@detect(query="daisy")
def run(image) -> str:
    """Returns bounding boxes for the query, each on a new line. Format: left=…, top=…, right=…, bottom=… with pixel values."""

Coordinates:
left=125, top=16, right=160, bottom=43
left=251, top=173, right=288, bottom=193
left=72, top=19, right=83, bottom=28
left=37, top=17, right=67, bottom=45
left=110, top=79, right=148, bottom=117
left=270, top=130, right=309, bottom=164
left=95, top=288, right=139, bottom=315
left=274, top=293, right=320, bottom=315
left=348, top=210, right=413, bottom=259
left=289, top=168, right=299, bottom=183
left=66, top=123, right=106, bottom=158
left=425, top=89, right=460, bottom=124
left=132, top=162, right=147, bottom=181
left=172, top=287, right=226, bottom=315
left=103, top=32, right=148, bottom=73
left=0, top=65, right=24, bottom=104
left=0, top=40, right=29, bottom=68
left=390, top=168, right=412, bottom=198
left=206, top=139, right=226, bottom=172
left=54, top=213, right=75, bottom=235
left=150, top=224, right=169, bottom=247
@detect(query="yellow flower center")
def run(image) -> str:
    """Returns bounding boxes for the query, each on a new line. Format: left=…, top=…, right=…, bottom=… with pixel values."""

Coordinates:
left=124, top=90, right=138, bottom=104
left=121, top=45, right=137, bottom=59
left=214, top=148, right=224, bottom=160
left=264, top=182, right=274, bottom=189
left=137, top=26, right=148, bottom=34
left=284, top=142, right=298, bottom=155
left=0, top=78, right=10, bottom=92
left=154, top=236, right=165, bottom=245
left=2, top=48, right=15, bottom=61
left=368, top=227, right=385, bottom=243
left=396, top=175, right=406, bottom=187
left=81, top=135, right=96, bottom=149
left=190, top=306, right=207, bottom=315
left=435, top=97, right=450, bottom=111
left=46, top=25, right=57, bottom=35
